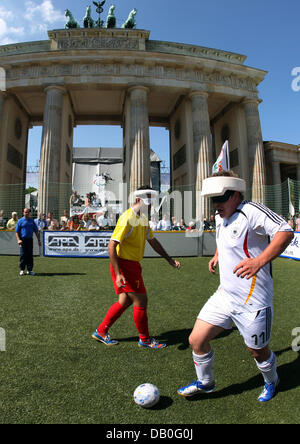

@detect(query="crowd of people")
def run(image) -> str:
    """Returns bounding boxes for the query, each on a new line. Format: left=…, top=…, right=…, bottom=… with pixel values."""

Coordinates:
left=149, top=214, right=216, bottom=232
left=0, top=209, right=117, bottom=232
left=1, top=208, right=300, bottom=232
left=34, top=210, right=116, bottom=231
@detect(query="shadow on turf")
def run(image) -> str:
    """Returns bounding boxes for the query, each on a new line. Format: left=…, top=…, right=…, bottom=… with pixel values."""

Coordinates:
left=185, top=347, right=300, bottom=401
left=117, top=327, right=236, bottom=350
left=151, top=396, right=173, bottom=410
left=35, top=272, right=87, bottom=276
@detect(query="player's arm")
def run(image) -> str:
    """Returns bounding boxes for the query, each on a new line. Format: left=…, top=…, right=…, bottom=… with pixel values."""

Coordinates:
left=147, top=237, right=181, bottom=269
left=15, top=223, right=22, bottom=246
left=15, top=231, right=22, bottom=245
left=209, top=249, right=218, bottom=274
left=233, top=231, right=294, bottom=279
left=108, top=240, right=126, bottom=288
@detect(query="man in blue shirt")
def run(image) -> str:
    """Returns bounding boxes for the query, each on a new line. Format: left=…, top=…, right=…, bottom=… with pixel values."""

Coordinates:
left=34, top=212, right=47, bottom=231
left=15, top=208, right=41, bottom=276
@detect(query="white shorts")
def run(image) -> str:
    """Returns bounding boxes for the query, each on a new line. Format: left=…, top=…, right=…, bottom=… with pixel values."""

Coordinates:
left=198, top=289, right=273, bottom=349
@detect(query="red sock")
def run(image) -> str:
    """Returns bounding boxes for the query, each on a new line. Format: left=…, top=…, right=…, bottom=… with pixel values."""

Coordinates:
left=97, top=302, right=126, bottom=335
left=133, top=306, right=150, bottom=342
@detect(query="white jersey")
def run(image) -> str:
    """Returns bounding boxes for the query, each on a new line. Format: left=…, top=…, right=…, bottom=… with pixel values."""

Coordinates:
left=215, top=201, right=293, bottom=312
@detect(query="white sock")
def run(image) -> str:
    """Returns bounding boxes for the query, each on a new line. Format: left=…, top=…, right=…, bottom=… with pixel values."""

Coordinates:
left=255, top=351, right=278, bottom=385
left=192, top=349, right=214, bottom=385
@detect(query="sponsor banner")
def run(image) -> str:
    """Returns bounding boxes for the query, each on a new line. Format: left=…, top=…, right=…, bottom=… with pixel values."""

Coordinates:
left=70, top=205, right=101, bottom=217
left=43, top=231, right=112, bottom=258
left=280, top=232, right=300, bottom=261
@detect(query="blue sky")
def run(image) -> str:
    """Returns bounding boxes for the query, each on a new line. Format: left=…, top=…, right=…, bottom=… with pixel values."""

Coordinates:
left=0, top=0, right=299, bottom=169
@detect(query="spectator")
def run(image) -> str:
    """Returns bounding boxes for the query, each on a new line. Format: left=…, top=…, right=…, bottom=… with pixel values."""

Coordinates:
left=85, top=193, right=91, bottom=207
left=203, top=217, right=210, bottom=231
left=47, top=221, right=58, bottom=231
left=171, top=217, right=180, bottom=231
left=287, top=217, right=294, bottom=230
left=34, top=213, right=47, bottom=231
left=186, top=221, right=197, bottom=232
left=69, top=190, right=82, bottom=207
left=60, top=220, right=68, bottom=231
left=92, top=193, right=99, bottom=207
left=107, top=212, right=116, bottom=228
left=81, top=213, right=91, bottom=230
left=0, top=210, right=8, bottom=230
left=6, top=212, right=18, bottom=231
left=88, top=218, right=100, bottom=231
left=60, top=210, right=70, bottom=226
left=67, top=215, right=81, bottom=231
left=149, top=215, right=159, bottom=231
left=46, top=212, right=59, bottom=230
left=158, top=214, right=171, bottom=231
left=179, top=218, right=187, bottom=230
left=296, top=213, right=300, bottom=232
left=97, top=211, right=109, bottom=229
left=15, top=208, right=41, bottom=276
left=209, top=214, right=216, bottom=230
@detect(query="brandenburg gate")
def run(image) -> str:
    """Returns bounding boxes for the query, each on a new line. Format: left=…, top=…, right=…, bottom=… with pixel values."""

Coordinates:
left=0, top=26, right=267, bottom=219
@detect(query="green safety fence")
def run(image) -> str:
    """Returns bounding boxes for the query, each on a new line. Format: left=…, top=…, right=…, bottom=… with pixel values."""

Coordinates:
left=0, top=179, right=299, bottom=226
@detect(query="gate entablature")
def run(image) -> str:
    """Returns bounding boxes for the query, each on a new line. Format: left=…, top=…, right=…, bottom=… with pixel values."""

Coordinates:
left=0, top=28, right=267, bottom=218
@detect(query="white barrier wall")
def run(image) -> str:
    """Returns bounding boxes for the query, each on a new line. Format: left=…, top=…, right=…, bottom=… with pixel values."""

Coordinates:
left=0, top=230, right=217, bottom=257
left=0, top=231, right=41, bottom=255
left=2, top=231, right=298, bottom=260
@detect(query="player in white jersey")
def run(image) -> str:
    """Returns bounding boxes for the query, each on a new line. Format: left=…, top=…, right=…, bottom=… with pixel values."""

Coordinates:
left=178, top=171, right=294, bottom=402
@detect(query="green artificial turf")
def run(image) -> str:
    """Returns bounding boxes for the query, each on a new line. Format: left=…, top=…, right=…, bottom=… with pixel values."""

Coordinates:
left=0, top=256, right=299, bottom=424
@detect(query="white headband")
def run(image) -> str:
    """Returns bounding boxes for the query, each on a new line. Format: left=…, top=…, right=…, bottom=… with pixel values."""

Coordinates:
left=134, top=189, right=158, bottom=198
left=201, top=176, right=246, bottom=198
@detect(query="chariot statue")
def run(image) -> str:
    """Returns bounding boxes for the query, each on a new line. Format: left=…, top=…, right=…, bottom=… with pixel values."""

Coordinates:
left=106, top=5, right=116, bottom=28
left=83, top=6, right=95, bottom=28
left=122, top=8, right=137, bottom=29
left=65, top=9, right=80, bottom=29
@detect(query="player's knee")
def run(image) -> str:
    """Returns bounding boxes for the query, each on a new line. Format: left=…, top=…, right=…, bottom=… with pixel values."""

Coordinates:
left=189, top=333, right=206, bottom=353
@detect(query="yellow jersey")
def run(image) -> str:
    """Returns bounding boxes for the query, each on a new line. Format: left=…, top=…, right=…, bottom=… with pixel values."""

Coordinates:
left=111, top=208, right=154, bottom=262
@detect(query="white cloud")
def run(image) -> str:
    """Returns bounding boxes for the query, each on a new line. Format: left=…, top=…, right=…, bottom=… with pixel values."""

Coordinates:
left=0, top=7, right=13, bottom=21
left=0, top=0, right=65, bottom=45
left=0, top=18, right=8, bottom=38
left=24, top=0, right=65, bottom=25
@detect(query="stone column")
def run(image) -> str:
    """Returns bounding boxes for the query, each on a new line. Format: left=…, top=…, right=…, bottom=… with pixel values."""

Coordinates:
left=0, top=91, right=5, bottom=118
left=0, top=92, right=6, bottom=198
left=243, top=98, right=266, bottom=203
left=38, top=85, right=65, bottom=216
left=297, top=149, right=300, bottom=183
left=271, top=160, right=282, bottom=215
left=0, top=92, right=6, bottom=152
left=189, top=91, right=212, bottom=221
left=272, top=160, right=281, bottom=186
left=128, top=86, right=150, bottom=197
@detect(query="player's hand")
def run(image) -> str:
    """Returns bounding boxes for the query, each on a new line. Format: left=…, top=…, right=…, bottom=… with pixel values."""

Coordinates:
left=209, top=256, right=218, bottom=274
left=233, top=257, right=262, bottom=279
left=116, top=273, right=126, bottom=288
left=169, top=259, right=181, bottom=270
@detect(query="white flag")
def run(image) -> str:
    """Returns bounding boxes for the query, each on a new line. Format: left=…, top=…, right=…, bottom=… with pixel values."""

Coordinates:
left=212, top=140, right=230, bottom=173
left=288, top=178, right=295, bottom=217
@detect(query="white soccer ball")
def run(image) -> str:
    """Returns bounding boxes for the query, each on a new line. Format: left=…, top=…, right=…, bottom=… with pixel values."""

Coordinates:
left=133, top=383, right=160, bottom=408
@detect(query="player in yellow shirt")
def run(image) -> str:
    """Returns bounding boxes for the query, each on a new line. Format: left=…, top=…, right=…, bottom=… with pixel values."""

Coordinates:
left=92, top=186, right=181, bottom=348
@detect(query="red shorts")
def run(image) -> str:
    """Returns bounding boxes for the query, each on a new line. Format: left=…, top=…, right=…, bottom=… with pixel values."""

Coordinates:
left=110, top=258, right=147, bottom=295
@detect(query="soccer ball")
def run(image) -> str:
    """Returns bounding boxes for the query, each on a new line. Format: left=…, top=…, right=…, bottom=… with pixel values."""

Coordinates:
left=133, top=383, right=160, bottom=408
